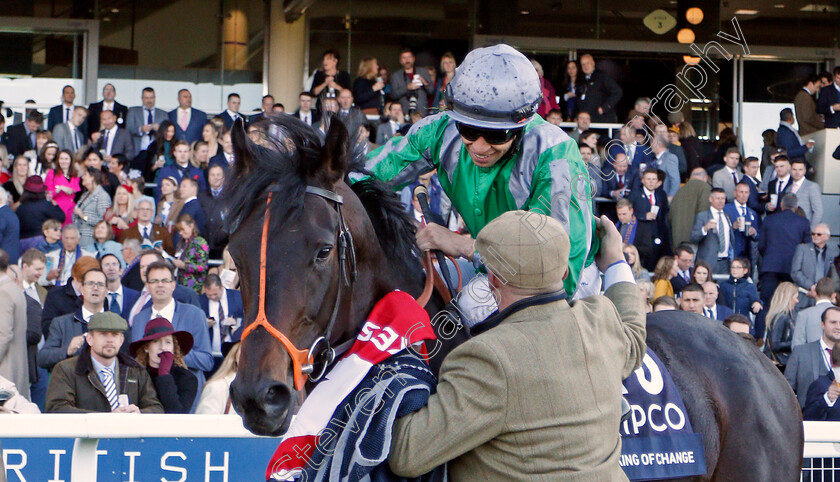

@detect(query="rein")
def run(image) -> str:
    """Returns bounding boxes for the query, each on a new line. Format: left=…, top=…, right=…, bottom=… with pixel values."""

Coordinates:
left=240, top=182, right=459, bottom=391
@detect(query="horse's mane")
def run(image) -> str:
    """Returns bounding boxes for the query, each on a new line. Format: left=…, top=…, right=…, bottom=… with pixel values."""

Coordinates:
left=223, top=113, right=422, bottom=276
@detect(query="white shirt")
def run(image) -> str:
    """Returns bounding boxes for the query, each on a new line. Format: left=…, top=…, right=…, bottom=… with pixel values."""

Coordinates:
left=704, top=304, right=717, bottom=319
left=776, top=175, right=791, bottom=194
left=151, top=298, right=176, bottom=323
left=643, top=187, right=656, bottom=205
left=226, top=109, right=239, bottom=121
left=208, top=291, right=230, bottom=354
left=177, top=107, right=192, bottom=126
left=224, top=152, right=234, bottom=166
left=129, top=288, right=152, bottom=327
left=299, top=111, right=312, bottom=125
left=81, top=305, right=104, bottom=323
left=103, top=125, right=118, bottom=155
left=705, top=207, right=730, bottom=257
left=137, top=222, right=154, bottom=241
left=390, top=120, right=400, bottom=134
left=103, top=101, right=114, bottom=111
left=22, top=280, right=42, bottom=307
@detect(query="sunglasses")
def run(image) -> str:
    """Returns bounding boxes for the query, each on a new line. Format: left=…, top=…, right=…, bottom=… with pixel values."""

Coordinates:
left=456, top=122, right=520, bottom=145
left=811, top=232, right=828, bottom=237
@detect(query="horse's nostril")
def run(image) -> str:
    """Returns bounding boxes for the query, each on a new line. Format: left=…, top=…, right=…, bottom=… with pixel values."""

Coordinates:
left=265, top=383, right=288, bottom=406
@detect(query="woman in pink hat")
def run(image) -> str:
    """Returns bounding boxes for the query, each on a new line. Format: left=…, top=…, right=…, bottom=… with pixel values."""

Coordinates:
left=130, top=317, right=197, bottom=413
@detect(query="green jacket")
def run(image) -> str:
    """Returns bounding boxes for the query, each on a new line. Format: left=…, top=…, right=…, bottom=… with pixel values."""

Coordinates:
left=367, top=113, right=598, bottom=296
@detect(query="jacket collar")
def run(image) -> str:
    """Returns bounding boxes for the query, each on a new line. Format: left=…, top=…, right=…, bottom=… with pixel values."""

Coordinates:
left=471, top=290, right=567, bottom=337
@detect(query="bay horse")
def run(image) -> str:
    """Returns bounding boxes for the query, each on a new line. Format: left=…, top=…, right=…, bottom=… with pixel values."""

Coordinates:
left=225, top=115, right=803, bottom=480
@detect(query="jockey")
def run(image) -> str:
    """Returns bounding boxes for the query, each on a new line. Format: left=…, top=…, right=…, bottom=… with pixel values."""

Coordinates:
left=365, top=43, right=600, bottom=300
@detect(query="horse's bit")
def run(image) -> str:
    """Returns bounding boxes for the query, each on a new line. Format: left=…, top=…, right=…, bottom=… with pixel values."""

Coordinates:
left=240, top=184, right=357, bottom=391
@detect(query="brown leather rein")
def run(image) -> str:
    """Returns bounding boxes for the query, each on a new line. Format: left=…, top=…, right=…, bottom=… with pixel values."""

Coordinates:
left=240, top=184, right=461, bottom=391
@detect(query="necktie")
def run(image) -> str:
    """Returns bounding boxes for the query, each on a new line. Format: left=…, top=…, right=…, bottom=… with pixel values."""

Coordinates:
left=305, top=114, right=310, bottom=125
left=618, top=175, right=625, bottom=189
left=648, top=193, right=655, bottom=206
left=732, top=171, right=738, bottom=185
left=180, top=110, right=188, bottom=131
left=741, top=206, right=746, bottom=218
left=683, top=271, right=690, bottom=282
left=146, top=109, right=153, bottom=125
left=717, top=211, right=726, bottom=252
left=704, top=307, right=711, bottom=317
left=102, top=130, right=110, bottom=154
left=143, top=226, right=150, bottom=239
left=778, top=179, right=785, bottom=195
left=219, top=303, right=230, bottom=338
left=72, top=126, right=80, bottom=152
left=65, top=107, right=70, bottom=122
left=792, top=181, right=800, bottom=194
left=129, top=290, right=151, bottom=326
left=101, top=367, right=120, bottom=411
left=109, top=292, right=121, bottom=314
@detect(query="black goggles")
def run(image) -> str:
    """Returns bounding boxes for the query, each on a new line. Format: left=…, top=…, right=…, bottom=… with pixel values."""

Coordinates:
left=455, top=122, right=521, bottom=145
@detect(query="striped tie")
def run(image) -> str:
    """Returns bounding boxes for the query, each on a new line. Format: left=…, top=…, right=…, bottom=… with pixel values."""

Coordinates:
left=101, top=367, right=119, bottom=410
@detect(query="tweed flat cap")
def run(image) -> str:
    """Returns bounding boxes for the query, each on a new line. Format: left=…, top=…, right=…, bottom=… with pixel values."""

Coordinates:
left=87, top=312, right=128, bottom=332
left=475, top=210, right=570, bottom=290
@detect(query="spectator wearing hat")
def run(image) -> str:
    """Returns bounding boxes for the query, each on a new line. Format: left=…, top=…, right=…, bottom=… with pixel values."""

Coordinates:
left=45, top=311, right=163, bottom=413
left=196, top=324, right=242, bottom=416
left=130, top=317, right=197, bottom=413
left=14, top=176, right=66, bottom=253
left=388, top=211, right=645, bottom=480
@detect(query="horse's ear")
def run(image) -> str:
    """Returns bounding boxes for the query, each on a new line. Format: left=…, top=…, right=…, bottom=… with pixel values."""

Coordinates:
left=320, top=118, right=350, bottom=185
left=230, top=118, right=255, bottom=173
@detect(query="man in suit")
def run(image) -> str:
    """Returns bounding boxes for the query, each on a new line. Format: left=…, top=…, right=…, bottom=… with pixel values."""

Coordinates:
left=702, top=281, right=734, bottom=321
left=793, top=277, right=837, bottom=348
left=120, top=239, right=143, bottom=292
left=199, top=274, right=243, bottom=369
left=0, top=249, right=29, bottom=400
left=789, top=158, right=823, bottom=226
left=576, top=54, right=623, bottom=123
left=568, top=111, right=590, bottom=142
left=628, top=168, right=671, bottom=272
left=38, top=268, right=108, bottom=371
left=126, top=87, right=167, bottom=154
left=669, top=168, right=711, bottom=248
left=816, top=66, right=840, bottom=129
left=375, top=102, right=405, bottom=144
left=765, top=155, right=793, bottom=214
left=208, top=131, right=235, bottom=173
left=600, top=152, right=640, bottom=200
left=119, top=199, right=175, bottom=256
left=795, top=75, right=825, bottom=136
left=388, top=211, right=645, bottom=480
left=725, top=183, right=761, bottom=265
left=132, top=261, right=213, bottom=406
left=93, top=110, right=134, bottom=162
left=791, top=223, right=839, bottom=303
left=169, top=89, right=206, bottom=144
left=87, top=83, right=127, bottom=138
left=670, top=244, right=695, bottom=296
left=615, top=199, right=653, bottom=266
left=740, top=156, right=765, bottom=215
left=175, top=177, right=206, bottom=245
left=219, top=93, right=244, bottom=130
left=5, top=111, right=44, bottom=157
left=0, top=188, right=20, bottom=263
left=199, top=165, right=227, bottom=259
left=786, top=306, right=840, bottom=409
left=48, top=85, right=83, bottom=135
left=390, top=48, right=435, bottom=117
left=712, top=147, right=743, bottom=202
left=52, top=106, right=88, bottom=154
left=336, top=89, right=366, bottom=126
left=690, top=188, right=735, bottom=274
left=20, top=249, right=48, bottom=407
left=650, top=134, right=680, bottom=199
left=100, top=254, right=139, bottom=322
left=777, top=108, right=816, bottom=166
left=758, top=193, right=811, bottom=311
left=157, top=140, right=207, bottom=197
left=292, top=92, right=320, bottom=127
left=249, top=94, right=274, bottom=124
left=126, top=251, right=201, bottom=328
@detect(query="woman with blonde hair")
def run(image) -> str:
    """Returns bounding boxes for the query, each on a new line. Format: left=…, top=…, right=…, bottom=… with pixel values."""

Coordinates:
left=637, top=279, right=655, bottom=313
left=764, top=282, right=800, bottom=367
left=352, top=57, right=386, bottom=115
left=652, top=256, right=678, bottom=299
left=196, top=339, right=241, bottom=416
left=103, top=184, right=137, bottom=238
left=432, top=52, right=457, bottom=110
left=623, top=244, right=651, bottom=281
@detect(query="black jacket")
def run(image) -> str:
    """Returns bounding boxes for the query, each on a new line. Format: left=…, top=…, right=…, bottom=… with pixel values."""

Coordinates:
left=577, top=70, right=623, bottom=123
left=148, top=365, right=198, bottom=414
left=41, top=282, right=81, bottom=337
left=16, top=200, right=66, bottom=239
left=5, top=123, right=35, bottom=157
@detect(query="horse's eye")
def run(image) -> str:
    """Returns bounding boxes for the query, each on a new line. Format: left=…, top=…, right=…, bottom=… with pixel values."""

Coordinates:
left=315, top=246, right=333, bottom=261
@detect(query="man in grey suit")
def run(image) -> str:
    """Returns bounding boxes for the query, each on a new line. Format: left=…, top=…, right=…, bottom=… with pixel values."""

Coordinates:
left=789, top=158, right=823, bottom=226
left=651, top=135, right=680, bottom=199
left=691, top=188, right=735, bottom=274
left=126, top=87, right=167, bottom=154
left=375, top=102, right=404, bottom=144
left=786, top=306, right=840, bottom=409
left=390, top=48, right=434, bottom=117
left=712, top=147, right=743, bottom=202
left=792, top=277, right=836, bottom=348
left=93, top=110, right=134, bottom=162
left=51, top=106, right=88, bottom=154
left=791, top=223, right=838, bottom=306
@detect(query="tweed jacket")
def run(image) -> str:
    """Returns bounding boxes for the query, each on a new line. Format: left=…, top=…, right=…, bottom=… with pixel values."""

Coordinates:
left=0, top=276, right=30, bottom=400
left=389, top=282, right=646, bottom=481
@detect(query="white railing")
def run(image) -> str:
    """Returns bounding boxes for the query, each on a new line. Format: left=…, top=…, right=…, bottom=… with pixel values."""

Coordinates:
left=0, top=416, right=836, bottom=481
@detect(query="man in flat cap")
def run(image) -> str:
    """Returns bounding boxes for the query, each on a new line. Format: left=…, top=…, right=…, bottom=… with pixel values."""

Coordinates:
left=389, top=211, right=646, bottom=480
left=45, top=312, right=163, bottom=413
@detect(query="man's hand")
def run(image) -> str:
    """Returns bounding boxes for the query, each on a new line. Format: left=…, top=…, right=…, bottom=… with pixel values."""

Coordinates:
left=90, top=132, right=101, bottom=143
left=827, top=383, right=840, bottom=403
left=46, top=269, right=59, bottom=281
left=833, top=103, right=840, bottom=112
left=704, top=219, right=717, bottom=232
left=748, top=226, right=757, bottom=237
left=598, top=106, right=604, bottom=115
left=765, top=203, right=776, bottom=212
left=806, top=140, right=816, bottom=149
left=0, top=406, right=11, bottom=414
left=594, top=215, right=624, bottom=273
left=207, top=317, right=217, bottom=328
left=113, top=404, right=141, bottom=414
left=416, top=223, right=474, bottom=260
left=808, top=285, right=817, bottom=299
left=751, top=301, right=762, bottom=313
left=732, top=220, right=741, bottom=231
left=67, top=335, right=85, bottom=356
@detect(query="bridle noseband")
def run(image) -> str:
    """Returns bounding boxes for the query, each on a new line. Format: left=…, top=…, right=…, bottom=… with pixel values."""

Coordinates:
left=240, top=184, right=357, bottom=391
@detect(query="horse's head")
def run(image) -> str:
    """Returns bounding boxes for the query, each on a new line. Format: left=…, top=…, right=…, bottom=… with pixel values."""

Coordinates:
left=225, top=116, right=388, bottom=435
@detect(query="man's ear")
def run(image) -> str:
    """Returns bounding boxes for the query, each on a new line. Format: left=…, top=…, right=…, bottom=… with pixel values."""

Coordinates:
left=563, top=267, right=569, bottom=281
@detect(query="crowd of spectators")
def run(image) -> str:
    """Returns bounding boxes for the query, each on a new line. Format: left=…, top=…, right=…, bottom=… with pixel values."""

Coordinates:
left=0, top=49, right=838, bottom=423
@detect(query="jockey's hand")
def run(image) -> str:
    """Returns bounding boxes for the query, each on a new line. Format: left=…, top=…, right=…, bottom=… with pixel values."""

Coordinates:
left=594, top=215, right=624, bottom=272
left=416, top=223, right=474, bottom=260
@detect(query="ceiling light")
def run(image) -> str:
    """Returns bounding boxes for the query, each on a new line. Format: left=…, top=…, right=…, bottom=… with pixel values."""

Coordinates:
left=111, top=8, right=119, bottom=13
left=677, top=28, right=695, bottom=44
left=683, top=56, right=701, bottom=65
left=734, top=9, right=759, bottom=14
left=800, top=4, right=838, bottom=11
left=774, top=4, right=785, bottom=7
left=686, top=7, right=704, bottom=24
left=520, top=10, right=529, bottom=14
